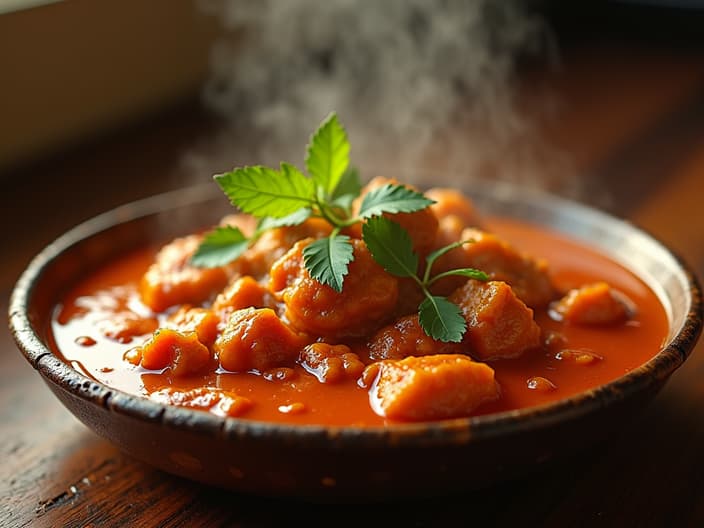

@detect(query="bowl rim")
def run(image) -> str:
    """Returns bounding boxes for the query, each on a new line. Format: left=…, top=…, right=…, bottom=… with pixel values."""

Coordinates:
left=8, top=183, right=704, bottom=448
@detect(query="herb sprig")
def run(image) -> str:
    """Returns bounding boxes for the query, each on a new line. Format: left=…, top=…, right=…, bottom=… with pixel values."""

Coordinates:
left=363, top=217, right=488, bottom=342
left=191, top=112, right=487, bottom=342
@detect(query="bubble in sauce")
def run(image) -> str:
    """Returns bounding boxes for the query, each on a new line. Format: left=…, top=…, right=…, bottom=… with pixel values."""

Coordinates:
left=527, top=376, right=557, bottom=392
left=75, top=335, right=97, bottom=347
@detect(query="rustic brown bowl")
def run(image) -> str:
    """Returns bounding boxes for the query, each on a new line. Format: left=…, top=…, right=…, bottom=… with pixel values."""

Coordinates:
left=9, top=182, right=703, bottom=501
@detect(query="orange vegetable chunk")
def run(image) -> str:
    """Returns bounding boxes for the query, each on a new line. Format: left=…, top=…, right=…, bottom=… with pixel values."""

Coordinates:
left=139, top=328, right=213, bottom=376
left=550, top=282, right=635, bottom=325
left=366, top=354, right=499, bottom=421
left=425, top=187, right=483, bottom=228
left=270, top=238, right=399, bottom=339
left=218, top=213, right=258, bottom=236
left=243, top=219, right=332, bottom=278
left=139, top=235, right=232, bottom=312
left=299, top=343, right=365, bottom=383
left=367, top=314, right=462, bottom=361
left=150, top=386, right=253, bottom=417
left=433, top=228, right=556, bottom=307
left=211, top=276, right=272, bottom=317
left=349, top=176, right=439, bottom=255
left=214, top=308, right=306, bottom=372
left=166, top=306, right=220, bottom=346
left=450, top=279, right=541, bottom=360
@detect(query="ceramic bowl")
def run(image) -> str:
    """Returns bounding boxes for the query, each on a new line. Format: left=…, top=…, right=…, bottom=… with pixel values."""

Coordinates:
left=9, top=182, right=702, bottom=500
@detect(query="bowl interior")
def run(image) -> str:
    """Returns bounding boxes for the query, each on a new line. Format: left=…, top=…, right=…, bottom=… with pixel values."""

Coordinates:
left=8, top=182, right=702, bottom=497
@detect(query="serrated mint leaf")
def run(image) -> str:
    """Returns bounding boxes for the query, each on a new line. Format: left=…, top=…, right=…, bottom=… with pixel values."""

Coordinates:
left=362, top=216, right=418, bottom=278
left=305, top=112, right=350, bottom=196
left=257, top=208, right=312, bottom=231
left=418, top=296, right=466, bottom=343
left=214, top=165, right=314, bottom=218
left=302, top=235, right=354, bottom=293
left=357, top=183, right=434, bottom=219
left=190, top=226, right=249, bottom=268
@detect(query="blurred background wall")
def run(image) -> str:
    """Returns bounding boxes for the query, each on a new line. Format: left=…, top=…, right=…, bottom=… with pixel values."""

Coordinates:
left=2, top=0, right=704, bottom=178
left=0, top=0, right=217, bottom=172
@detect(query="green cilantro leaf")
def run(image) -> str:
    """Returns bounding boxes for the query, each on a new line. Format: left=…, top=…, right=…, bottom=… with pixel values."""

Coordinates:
left=302, top=235, right=355, bottom=293
left=190, top=226, right=249, bottom=268
left=357, top=183, right=434, bottom=219
left=214, top=164, right=314, bottom=218
left=362, top=216, right=418, bottom=278
left=257, top=208, right=312, bottom=231
left=418, top=296, right=467, bottom=343
left=194, top=111, right=490, bottom=343
left=305, top=112, right=350, bottom=196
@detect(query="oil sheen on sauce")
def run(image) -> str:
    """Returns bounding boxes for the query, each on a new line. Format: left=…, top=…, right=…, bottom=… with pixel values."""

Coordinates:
left=50, top=218, right=669, bottom=426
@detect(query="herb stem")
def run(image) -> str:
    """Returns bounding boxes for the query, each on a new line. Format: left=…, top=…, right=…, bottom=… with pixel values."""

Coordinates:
left=427, top=270, right=461, bottom=287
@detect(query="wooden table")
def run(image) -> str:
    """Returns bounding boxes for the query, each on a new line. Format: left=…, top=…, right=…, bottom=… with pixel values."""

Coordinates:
left=3, top=34, right=704, bottom=527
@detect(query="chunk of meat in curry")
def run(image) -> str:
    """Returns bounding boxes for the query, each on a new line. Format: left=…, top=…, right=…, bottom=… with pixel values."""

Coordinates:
left=450, top=279, right=541, bottom=361
left=269, top=238, right=399, bottom=339
left=364, top=354, right=500, bottom=421
left=140, top=235, right=237, bottom=312
left=127, top=184, right=639, bottom=423
left=550, top=282, right=635, bottom=325
left=432, top=228, right=557, bottom=308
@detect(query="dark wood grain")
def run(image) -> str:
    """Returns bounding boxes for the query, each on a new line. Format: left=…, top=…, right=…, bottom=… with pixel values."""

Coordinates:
left=3, top=36, right=704, bottom=528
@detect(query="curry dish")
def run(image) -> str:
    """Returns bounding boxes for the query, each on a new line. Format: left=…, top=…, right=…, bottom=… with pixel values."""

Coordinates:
left=51, top=179, right=668, bottom=426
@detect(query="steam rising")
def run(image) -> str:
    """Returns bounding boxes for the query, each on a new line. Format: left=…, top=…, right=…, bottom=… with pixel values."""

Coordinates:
left=193, top=0, right=575, bottom=194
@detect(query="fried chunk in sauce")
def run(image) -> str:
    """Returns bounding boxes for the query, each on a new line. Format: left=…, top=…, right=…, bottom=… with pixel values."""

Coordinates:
left=365, top=354, right=499, bottom=421
left=243, top=219, right=332, bottom=278
left=299, top=343, right=365, bottom=383
left=214, top=308, right=307, bottom=372
left=450, top=279, right=541, bottom=360
left=367, top=314, right=462, bottom=361
left=211, top=276, right=273, bottom=318
left=140, top=235, right=235, bottom=312
left=165, top=306, right=219, bottom=346
left=349, top=177, right=439, bottom=255
left=150, top=387, right=253, bottom=418
left=433, top=228, right=556, bottom=308
left=138, top=328, right=213, bottom=376
left=550, top=282, right=635, bottom=325
left=425, top=187, right=483, bottom=228
left=218, top=213, right=258, bottom=236
left=270, top=238, right=399, bottom=339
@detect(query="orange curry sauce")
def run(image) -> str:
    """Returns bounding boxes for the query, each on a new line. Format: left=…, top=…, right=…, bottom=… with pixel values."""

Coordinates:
left=50, top=217, right=668, bottom=427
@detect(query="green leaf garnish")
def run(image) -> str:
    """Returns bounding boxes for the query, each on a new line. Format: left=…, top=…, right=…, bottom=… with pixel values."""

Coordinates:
left=306, top=112, right=350, bottom=196
left=257, top=208, right=312, bottom=231
left=194, top=111, right=490, bottom=342
left=362, top=217, right=418, bottom=278
left=360, top=216, right=487, bottom=342
left=418, top=296, right=467, bottom=343
left=214, top=164, right=314, bottom=218
left=357, top=183, right=434, bottom=219
left=429, top=268, right=490, bottom=286
left=302, top=235, right=355, bottom=293
left=190, top=226, right=249, bottom=268
left=423, top=239, right=484, bottom=284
